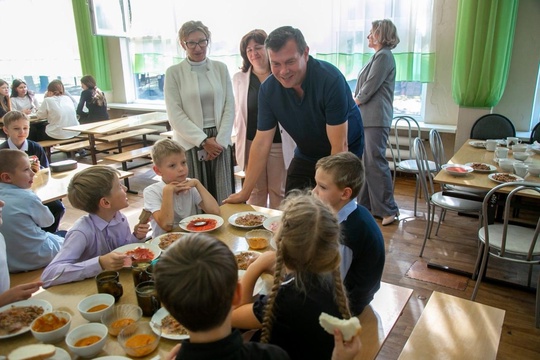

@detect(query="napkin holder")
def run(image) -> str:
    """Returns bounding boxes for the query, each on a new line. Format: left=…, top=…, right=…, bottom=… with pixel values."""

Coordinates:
left=50, top=159, right=77, bottom=173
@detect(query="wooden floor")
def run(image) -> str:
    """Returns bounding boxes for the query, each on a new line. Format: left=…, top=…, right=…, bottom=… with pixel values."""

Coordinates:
left=57, top=152, right=540, bottom=360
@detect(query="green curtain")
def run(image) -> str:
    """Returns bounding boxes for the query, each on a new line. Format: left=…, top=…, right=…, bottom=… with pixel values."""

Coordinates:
left=316, top=52, right=436, bottom=83
left=71, top=0, right=112, bottom=91
left=452, top=0, right=519, bottom=107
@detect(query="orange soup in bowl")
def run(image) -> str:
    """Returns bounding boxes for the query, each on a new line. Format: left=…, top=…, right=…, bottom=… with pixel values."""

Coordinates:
left=74, top=335, right=102, bottom=347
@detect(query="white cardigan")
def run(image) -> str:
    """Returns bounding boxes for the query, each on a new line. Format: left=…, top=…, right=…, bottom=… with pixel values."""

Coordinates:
left=232, top=68, right=295, bottom=170
left=164, top=58, right=235, bottom=150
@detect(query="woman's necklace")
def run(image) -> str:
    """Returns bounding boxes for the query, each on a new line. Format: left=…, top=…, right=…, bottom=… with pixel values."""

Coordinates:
left=253, top=68, right=271, bottom=81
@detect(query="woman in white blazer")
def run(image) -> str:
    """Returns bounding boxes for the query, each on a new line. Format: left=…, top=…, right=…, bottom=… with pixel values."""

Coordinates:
left=165, top=21, right=235, bottom=204
left=232, top=29, right=294, bottom=209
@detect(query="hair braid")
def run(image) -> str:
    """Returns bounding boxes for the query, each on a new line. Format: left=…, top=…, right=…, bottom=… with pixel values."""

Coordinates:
left=260, top=249, right=285, bottom=343
left=333, top=269, right=351, bottom=319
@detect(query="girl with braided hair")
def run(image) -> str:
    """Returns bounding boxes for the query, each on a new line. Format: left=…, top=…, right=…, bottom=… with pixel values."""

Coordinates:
left=232, top=192, right=352, bottom=360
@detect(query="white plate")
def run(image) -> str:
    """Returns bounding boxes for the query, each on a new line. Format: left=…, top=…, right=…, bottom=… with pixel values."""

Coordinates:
left=263, top=216, right=281, bottom=233
left=488, top=173, right=524, bottom=184
left=441, top=164, right=473, bottom=177
left=0, top=299, right=53, bottom=339
left=464, top=162, right=497, bottom=173
left=228, top=211, right=268, bottom=229
left=151, top=307, right=189, bottom=340
left=468, top=141, right=486, bottom=148
left=113, top=243, right=161, bottom=262
left=50, top=347, right=70, bottom=360
left=149, top=232, right=189, bottom=250
left=234, top=250, right=261, bottom=271
left=238, top=270, right=265, bottom=296
left=179, top=214, right=224, bottom=233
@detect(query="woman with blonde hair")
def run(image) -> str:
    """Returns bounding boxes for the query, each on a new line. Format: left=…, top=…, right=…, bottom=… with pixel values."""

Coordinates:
left=232, top=193, right=352, bottom=359
left=0, top=79, right=11, bottom=120
left=77, top=75, right=109, bottom=123
left=36, top=80, right=80, bottom=140
left=164, top=20, right=235, bottom=204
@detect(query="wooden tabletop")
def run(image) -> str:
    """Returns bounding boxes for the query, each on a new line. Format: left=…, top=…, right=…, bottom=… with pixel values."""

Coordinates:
left=4, top=204, right=413, bottom=359
left=32, top=163, right=133, bottom=204
left=433, top=139, right=540, bottom=191
left=64, top=112, right=168, bottom=136
left=398, top=291, right=505, bottom=360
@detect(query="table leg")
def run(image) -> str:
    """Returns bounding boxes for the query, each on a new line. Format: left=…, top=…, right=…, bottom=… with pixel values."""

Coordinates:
left=88, top=134, right=97, bottom=164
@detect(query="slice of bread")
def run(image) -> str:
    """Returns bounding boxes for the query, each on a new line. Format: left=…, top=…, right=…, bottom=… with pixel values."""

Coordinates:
left=8, top=344, right=56, bottom=360
left=319, top=312, right=362, bottom=341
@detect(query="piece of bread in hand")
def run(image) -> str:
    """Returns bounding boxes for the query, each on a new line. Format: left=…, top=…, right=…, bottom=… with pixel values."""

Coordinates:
left=319, top=312, right=362, bottom=341
left=8, top=344, right=56, bottom=360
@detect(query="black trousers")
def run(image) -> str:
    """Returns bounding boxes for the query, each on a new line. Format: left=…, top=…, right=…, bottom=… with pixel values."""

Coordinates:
left=42, top=199, right=65, bottom=233
left=285, top=156, right=317, bottom=194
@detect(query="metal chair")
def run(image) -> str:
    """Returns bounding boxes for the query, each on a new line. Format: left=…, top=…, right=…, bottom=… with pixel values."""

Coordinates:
left=530, top=122, right=540, bottom=144
left=389, top=116, right=436, bottom=216
left=470, top=114, right=516, bottom=140
left=471, top=182, right=540, bottom=328
left=414, top=137, right=483, bottom=257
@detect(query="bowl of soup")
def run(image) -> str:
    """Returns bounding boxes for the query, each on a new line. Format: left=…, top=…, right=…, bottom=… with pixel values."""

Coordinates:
left=101, top=304, right=142, bottom=336
left=66, top=323, right=108, bottom=358
left=78, top=293, right=115, bottom=322
left=118, top=321, right=161, bottom=358
left=30, top=311, right=71, bottom=344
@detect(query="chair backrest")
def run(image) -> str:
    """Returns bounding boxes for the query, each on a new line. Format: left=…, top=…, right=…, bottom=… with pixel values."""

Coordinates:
left=393, top=116, right=421, bottom=162
left=429, top=129, right=445, bottom=172
left=470, top=114, right=516, bottom=140
left=530, top=122, right=540, bottom=144
left=481, top=182, right=540, bottom=260
left=413, top=137, right=436, bottom=204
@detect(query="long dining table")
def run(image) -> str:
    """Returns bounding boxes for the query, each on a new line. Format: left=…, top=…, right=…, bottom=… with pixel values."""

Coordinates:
left=4, top=204, right=412, bottom=360
left=32, top=163, right=133, bottom=204
left=63, top=112, right=170, bottom=164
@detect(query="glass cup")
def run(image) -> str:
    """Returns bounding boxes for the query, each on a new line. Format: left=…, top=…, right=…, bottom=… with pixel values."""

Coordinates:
left=96, top=271, right=123, bottom=302
left=131, top=261, right=152, bottom=287
left=135, top=281, right=161, bottom=317
left=144, top=263, right=154, bottom=282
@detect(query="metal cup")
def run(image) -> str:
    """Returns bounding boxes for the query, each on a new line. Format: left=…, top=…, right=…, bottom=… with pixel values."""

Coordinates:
left=95, top=271, right=123, bottom=302
left=135, top=281, right=161, bottom=316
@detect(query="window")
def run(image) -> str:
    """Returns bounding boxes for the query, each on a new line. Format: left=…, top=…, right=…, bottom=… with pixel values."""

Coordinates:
left=0, top=0, right=81, bottom=96
left=125, top=0, right=434, bottom=116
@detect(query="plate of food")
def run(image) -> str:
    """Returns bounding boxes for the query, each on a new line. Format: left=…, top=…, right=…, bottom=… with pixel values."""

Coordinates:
left=151, top=307, right=189, bottom=340
left=228, top=212, right=268, bottom=229
left=263, top=216, right=281, bottom=233
left=150, top=232, right=189, bottom=250
left=235, top=250, right=261, bottom=271
left=179, top=214, right=224, bottom=233
left=488, top=173, right=524, bottom=184
left=0, top=299, right=52, bottom=339
left=114, top=243, right=161, bottom=263
left=465, top=162, right=497, bottom=173
left=441, top=164, right=473, bottom=177
left=468, top=140, right=486, bottom=148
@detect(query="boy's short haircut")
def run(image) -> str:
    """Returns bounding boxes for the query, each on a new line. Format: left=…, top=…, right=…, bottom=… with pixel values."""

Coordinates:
left=68, top=166, right=120, bottom=213
left=0, top=149, right=29, bottom=177
left=2, top=110, right=28, bottom=128
left=151, top=138, right=185, bottom=166
left=155, top=233, right=238, bottom=332
left=316, top=152, right=365, bottom=199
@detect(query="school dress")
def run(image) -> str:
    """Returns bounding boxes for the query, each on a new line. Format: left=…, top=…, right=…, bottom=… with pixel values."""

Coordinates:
left=252, top=274, right=342, bottom=360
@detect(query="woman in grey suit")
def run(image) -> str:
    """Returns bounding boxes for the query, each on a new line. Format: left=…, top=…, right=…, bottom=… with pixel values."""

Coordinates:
left=354, top=19, right=400, bottom=226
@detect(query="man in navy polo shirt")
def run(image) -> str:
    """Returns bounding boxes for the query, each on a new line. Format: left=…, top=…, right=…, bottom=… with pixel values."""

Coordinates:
left=225, top=26, right=364, bottom=204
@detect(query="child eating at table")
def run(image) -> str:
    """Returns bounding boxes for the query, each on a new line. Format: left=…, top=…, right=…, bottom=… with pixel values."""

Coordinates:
left=0, top=149, right=64, bottom=272
left=313, top=152, right=385, bottom=315
left=143, top=138, right=220, bottom=237
left=0, top=198, right=43, bottom=306
left=1, top=110, right=66, bottom=233
left=41, top=166, right=150, bottom=287
left=155, top=233, right=290, bottom=359
left=231, top=193, right=353, bottom=360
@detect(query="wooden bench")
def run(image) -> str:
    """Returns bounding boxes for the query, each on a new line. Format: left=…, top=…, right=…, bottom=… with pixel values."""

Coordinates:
left=398, top=292, right=505, bottom=360
left=97, top=128, right=157, bottom=152
left=38, top=138, right=86, bottom=161
left=104, top=145, right=154, bottom=190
